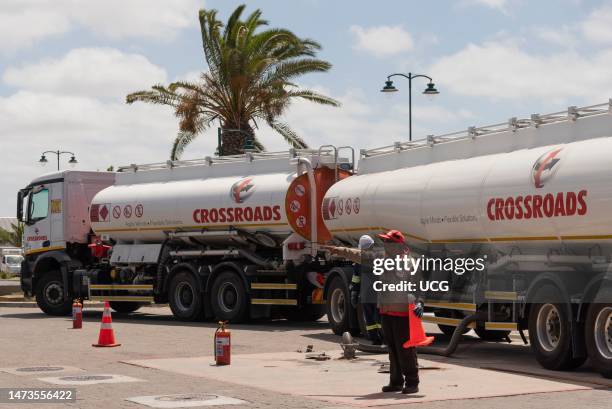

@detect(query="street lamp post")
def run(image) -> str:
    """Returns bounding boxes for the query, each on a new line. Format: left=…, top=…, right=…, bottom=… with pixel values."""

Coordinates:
left=381, top=72, right=439, bottom=141
left=39, top=150, right=78, bottom=171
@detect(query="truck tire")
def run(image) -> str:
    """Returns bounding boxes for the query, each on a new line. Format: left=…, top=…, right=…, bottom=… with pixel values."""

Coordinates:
left=528, top=284, right=580, bottom=370
left=326, top=276, right=350, bottom=335
left=210, top=271, right=248, bottom=323
left=475, top=327, right=511, bottom=341
left=168, top=272, right=204, bottom=321
left=35, top=271, right=72, bottom=316
left=283, top=305, right=326, bottom=322
left=585, top=303, right=612, bottom=378
left=109, top=302, right=142, bottom=314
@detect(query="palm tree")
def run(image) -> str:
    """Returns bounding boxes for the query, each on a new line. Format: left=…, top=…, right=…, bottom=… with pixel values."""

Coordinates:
left=127, top=4, right=339, bottom=159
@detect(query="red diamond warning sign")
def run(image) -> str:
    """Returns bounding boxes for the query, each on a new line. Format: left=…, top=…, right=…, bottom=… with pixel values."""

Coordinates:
left=91, top=203, right=111, bottom=222
left=99, top=205, right=109, bottom=221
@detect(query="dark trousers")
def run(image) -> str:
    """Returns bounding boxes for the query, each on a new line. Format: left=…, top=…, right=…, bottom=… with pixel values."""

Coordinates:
left=381, top=314, right=419, bottom=387
left=362, top=303, right=382, bottom=341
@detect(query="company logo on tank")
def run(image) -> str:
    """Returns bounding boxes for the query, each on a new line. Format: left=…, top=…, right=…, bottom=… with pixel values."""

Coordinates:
left=193, top=176, right=281, bottom=224
left=488, top=148, right=587, bottom=221
left=230, top=177, right=255, bottom=203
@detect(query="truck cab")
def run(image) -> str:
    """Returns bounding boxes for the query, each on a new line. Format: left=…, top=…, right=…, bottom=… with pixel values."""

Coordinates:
left=18, top=171, right=114, bottom=314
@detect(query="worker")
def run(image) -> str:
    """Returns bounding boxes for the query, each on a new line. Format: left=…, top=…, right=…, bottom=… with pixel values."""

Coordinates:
left=321, top=235, right=383, bottom=345
left=349, top=235, right=383, bottom=345
left=377, top=229, right=424, bottom=395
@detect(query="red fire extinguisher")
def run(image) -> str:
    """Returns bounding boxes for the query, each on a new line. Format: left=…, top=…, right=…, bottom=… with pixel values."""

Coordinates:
left=214, top=321, right=231, bottom=365
left=72, top=299, right=83, bottom=329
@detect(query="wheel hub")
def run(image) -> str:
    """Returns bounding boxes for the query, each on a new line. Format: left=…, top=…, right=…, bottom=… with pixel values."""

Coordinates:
left=218, top=283, right=238, bottom=313
left=537, top=303, right=561, bottom=352
left=594, top=306, right=612, bottom=360
left=330, top=288, right=345, bottom=324
left=44, top=282, right=64, bottom=306
left=175, top=282, right=194, bottom=311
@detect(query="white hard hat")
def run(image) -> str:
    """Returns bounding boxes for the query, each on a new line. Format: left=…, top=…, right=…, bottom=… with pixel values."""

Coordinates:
left=358, top=235, right=375, bottom=250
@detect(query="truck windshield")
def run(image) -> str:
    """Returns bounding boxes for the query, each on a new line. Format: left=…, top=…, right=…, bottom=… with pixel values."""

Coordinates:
left=5, top=255, right=23, bottom=265
left=29, top=188, right=49, bottom=221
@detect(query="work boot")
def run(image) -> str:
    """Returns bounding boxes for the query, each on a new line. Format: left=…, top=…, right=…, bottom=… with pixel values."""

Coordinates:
left=402, top=384, right=419, bottom=394
left=381, top=384, right=402, bottom=392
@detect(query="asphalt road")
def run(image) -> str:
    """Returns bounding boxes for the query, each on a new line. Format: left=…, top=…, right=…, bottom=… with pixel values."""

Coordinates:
left=0, top=306, right=609, bottom=409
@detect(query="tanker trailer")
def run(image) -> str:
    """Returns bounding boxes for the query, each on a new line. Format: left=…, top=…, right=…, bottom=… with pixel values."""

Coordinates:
left=322, top=102, right=612, bottom=378
left=18, top=148, right=354, bottom=323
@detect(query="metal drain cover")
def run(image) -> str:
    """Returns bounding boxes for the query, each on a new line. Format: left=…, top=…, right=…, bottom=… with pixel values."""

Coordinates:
left=39, top=373, right=143, bottom=385
left=0, top=365, right=84, bottom=376
left=155, top=394, right=217, bottom=402
left=127, top=393, right=247, bottom=408
left=16, top=366, right=65, bottom=372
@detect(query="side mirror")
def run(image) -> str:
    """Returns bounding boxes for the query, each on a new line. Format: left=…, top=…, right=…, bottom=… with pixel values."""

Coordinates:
left=16, top=190, right=23, bottom=221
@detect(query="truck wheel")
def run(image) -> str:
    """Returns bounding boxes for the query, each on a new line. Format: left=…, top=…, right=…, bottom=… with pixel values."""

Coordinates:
left=475, top=327, right=511, bottom=341
left=210, top=271, right=248, bottom=323
left=35, top=271, right=72, bottom=316
left=326, top=276, right=350, bottom=335
left=109, top=302, right=142, bottom=314
left=585, top=303, right=612, bottom=378
left=436, top=311, right=470, bottom=337
left=168, top=272, right=203, bottom=321
left=528, top=285, right=577, bottom=370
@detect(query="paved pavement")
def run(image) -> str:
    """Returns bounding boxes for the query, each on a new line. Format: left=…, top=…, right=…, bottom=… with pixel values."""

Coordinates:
left=0, top=280, right=19, bottom=296
left=0, top=306, right=609, bottom=408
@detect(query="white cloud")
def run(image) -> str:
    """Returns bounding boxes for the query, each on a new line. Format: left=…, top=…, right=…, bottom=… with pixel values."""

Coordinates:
left=533, top=26, right=577, bottom=47
left=463, top=0, right=508, bottom=11
left=0, top=0, right=200, bottom=52
left=3, top=48, right=167, bottom=99
left=0, top=6, right=70, bottom=51
left=582, top=5, right=612, bottom=44
left=429, top=41, right=612, bottom=103
left=0, top=90, right=211, bottom=215
left=350, top=25, right=414, bottom=57
left=399, top=105, right=475, bottom=122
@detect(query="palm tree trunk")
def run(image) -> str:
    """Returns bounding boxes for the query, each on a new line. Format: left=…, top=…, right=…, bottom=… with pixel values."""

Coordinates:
left=220, top=123, right=255, bottom=155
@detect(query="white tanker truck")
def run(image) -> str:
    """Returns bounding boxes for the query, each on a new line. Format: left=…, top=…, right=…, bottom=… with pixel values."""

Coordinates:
left=18, top=101, right=611, bottom=377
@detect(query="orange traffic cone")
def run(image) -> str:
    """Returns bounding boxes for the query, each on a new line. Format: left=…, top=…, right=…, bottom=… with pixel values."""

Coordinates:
left=92, top=302, right=121, bottom=347
left=403, top=304, right=434, bottom=348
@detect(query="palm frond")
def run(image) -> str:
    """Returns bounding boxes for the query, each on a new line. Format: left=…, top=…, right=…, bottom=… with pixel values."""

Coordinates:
left=269, top=121, right=308, bottom=149
left=171, top=131, right=198, bottom=160
left=287, top=89, right=341, bottom=106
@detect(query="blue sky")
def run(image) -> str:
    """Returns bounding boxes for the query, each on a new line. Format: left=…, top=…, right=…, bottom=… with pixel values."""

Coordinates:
left=1, top=0, right=612, bottom=214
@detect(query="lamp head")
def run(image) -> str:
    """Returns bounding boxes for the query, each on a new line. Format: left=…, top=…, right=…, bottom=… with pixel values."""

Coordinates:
left=381, top=80, right=398, bottom=93
left=423, top=82, right=439, bottom=97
